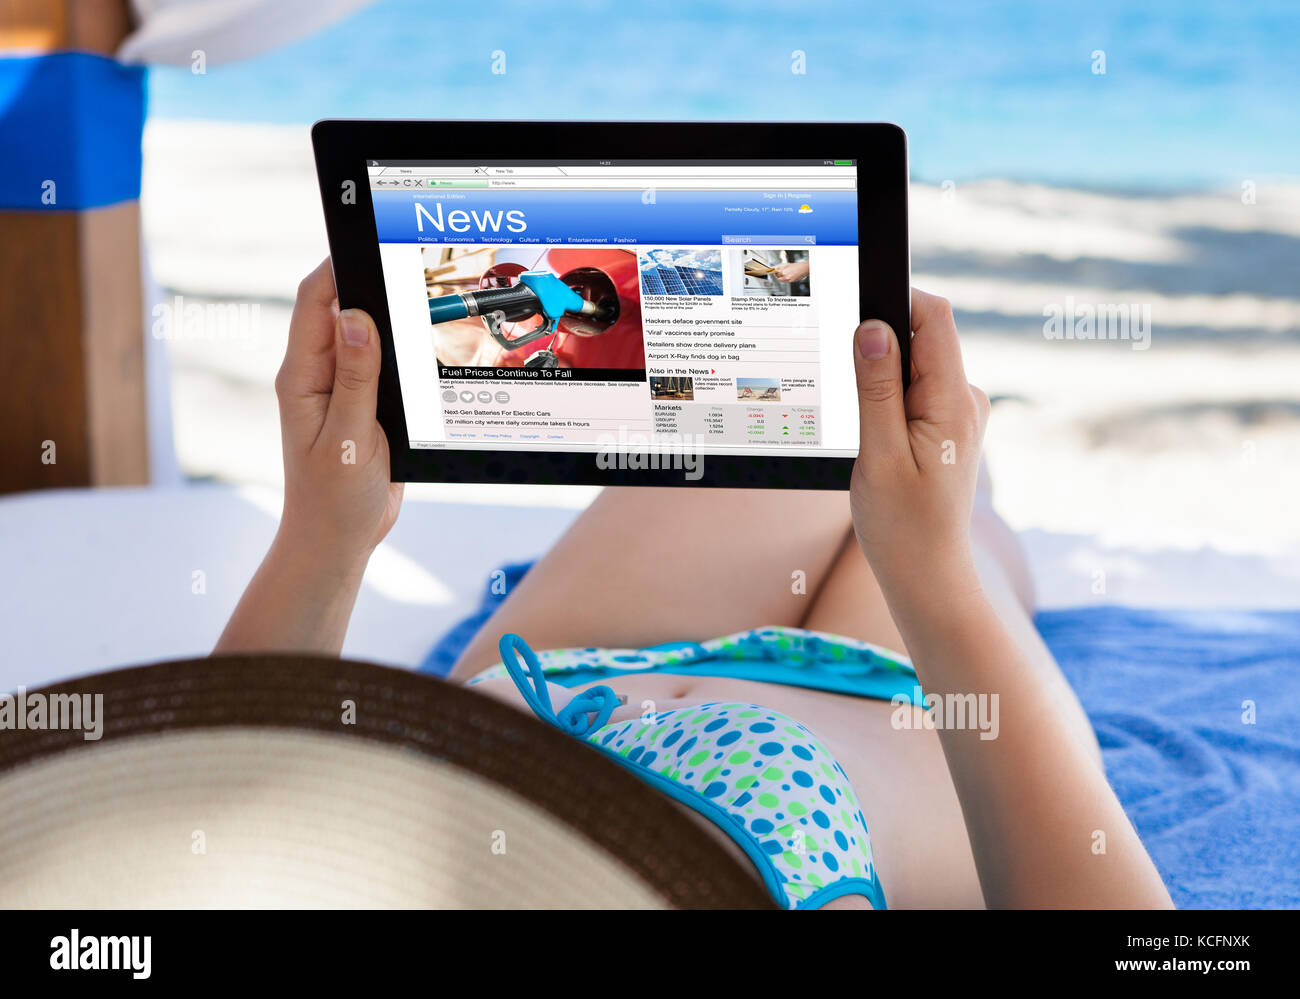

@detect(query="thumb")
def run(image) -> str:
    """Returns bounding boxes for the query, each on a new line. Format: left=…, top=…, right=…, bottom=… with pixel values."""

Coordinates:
left=852, top=320, right=908, bottom=469
left=323, top=308, right=382, bottom=451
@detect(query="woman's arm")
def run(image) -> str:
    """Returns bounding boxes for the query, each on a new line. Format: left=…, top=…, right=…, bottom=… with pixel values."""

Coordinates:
left=215, top=260, right=402, bottom=656
left=849, top=290, right=1172, bottom=909
left=214, top=534, right=368, bottom=656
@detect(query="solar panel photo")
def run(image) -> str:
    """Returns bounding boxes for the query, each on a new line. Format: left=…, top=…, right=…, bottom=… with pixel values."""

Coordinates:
left=679, top=267, right=723, bottom=294
left=657, top=266, right=688, bottom=294
left=641, top=269, right=667, bottom=295
left=639, top=249, right=724, bottom=296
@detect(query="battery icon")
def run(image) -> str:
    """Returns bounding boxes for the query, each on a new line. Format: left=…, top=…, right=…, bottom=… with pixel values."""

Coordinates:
left=833, top=159, right=852, bottom=166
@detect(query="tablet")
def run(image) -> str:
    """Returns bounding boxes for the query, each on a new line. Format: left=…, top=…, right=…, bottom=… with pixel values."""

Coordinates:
left=312, top=121, right=909, bottom=488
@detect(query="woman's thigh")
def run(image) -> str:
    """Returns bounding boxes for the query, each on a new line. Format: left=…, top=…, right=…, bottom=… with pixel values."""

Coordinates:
left=798, top=532, right=908, bottom=652
left=800, top=490, right=1036, bottom=655
left=801, top=508, right=1103, bottom=766
left=450, top=486, right=854, bottom=680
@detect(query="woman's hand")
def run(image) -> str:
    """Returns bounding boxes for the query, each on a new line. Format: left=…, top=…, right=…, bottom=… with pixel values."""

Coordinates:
left=849, top=292, right=1173, bottom=908
left=849, top=288, right=989, bottom=603
left=214, top=259, right=401, bottom=656
left=274, top=258, right=403, bottom=572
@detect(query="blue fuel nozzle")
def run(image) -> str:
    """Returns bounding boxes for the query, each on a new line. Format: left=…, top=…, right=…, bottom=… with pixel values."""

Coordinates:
left=517, top=271, right=587, bottom=331
left=426, top=269, right=609, bottom=356
left=427, top=270, right=591, bottom=331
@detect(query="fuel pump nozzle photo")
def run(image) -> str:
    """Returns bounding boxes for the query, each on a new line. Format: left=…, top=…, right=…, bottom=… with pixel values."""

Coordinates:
left=427, top=271, right=612, bottom=365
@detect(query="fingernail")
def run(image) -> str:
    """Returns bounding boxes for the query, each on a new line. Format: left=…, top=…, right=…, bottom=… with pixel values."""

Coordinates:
left=340, top=310, right=369, bottom=347
left=858, top=321, right=890, bottom=359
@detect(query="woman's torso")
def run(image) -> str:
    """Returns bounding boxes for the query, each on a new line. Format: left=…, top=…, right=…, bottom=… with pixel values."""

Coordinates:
left=470, top=670, right=985, bottom=908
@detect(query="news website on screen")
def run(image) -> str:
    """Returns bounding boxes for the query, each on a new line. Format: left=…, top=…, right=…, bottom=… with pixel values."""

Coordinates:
left=368, top=159, right=860, bottom=457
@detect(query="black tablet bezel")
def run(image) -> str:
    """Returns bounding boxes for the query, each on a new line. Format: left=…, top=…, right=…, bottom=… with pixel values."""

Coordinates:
left=311, top=120, right=909, bottom=489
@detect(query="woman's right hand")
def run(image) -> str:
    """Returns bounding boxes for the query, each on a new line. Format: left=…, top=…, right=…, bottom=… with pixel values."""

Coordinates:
left=275, top=259, right=402, bottom=572
left=848, top=289, right=990, bottom=603
left=214, top=260, right=401, bottom=657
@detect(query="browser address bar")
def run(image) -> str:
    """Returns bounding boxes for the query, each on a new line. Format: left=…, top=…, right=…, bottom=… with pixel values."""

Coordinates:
left=557, top=166, right=854, bottom=175
left=481, top=177, right=850, bottom=189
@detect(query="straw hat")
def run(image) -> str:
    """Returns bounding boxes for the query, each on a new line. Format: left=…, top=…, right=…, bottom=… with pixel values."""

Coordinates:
left=0, top=655, right=771, bottom=909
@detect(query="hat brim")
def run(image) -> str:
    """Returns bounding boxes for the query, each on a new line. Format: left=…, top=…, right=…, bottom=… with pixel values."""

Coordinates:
left=0, top=654, right=772, bottom=909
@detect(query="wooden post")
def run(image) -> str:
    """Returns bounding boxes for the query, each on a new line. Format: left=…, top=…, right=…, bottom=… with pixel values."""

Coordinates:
left=0, top=0, right=149, bottom=493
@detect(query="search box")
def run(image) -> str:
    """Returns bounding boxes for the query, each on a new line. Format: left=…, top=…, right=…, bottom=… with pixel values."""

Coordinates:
left=720, top=235, right=817, bottom=246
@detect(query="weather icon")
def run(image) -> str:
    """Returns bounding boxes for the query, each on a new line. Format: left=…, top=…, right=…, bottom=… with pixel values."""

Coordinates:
left=798, top=204, right=813, bottom=213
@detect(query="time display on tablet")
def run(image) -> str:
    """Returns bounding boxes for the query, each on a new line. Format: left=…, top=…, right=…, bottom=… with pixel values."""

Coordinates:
left=367, top=159, right=861, bottom=458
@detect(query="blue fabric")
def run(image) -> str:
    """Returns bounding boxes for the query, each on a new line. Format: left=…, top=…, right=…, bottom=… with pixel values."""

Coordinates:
left=1036, top=607, right=1300, bottom=910
left=496, top=632, right=620, bottom=737
left=419, top=561, right=533, bottom=675
left=426, top=560, right=1300, bottom=908
left=465, top=626, right=923, bottom=705
left=0, top=52, right=146, bottom=210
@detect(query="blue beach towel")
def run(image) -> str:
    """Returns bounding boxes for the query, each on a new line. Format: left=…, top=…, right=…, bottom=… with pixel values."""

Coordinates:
left=424, top=562, right=1300, bottom=909
left=1036, top=607, right=1300, bottom=909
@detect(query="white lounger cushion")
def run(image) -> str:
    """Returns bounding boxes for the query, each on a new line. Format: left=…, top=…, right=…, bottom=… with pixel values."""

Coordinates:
left=0, top=485, right=575, bottom=692
left=3, top=485, right=1298, bottom=693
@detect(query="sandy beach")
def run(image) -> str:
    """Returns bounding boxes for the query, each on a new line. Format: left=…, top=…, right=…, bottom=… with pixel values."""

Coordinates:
left=142, top=120, right=1300, bottom=562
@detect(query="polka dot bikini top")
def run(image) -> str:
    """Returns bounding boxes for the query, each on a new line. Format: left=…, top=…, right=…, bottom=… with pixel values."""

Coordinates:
left=497, top=633, right=887, bottom=910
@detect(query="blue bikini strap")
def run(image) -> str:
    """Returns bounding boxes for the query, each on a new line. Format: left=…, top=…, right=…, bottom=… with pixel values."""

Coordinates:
left=498, top=633, right=620, bottom=738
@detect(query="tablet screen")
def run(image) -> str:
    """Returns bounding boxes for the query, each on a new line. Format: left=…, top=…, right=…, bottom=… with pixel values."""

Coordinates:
left=367, top=159, right=859, bottom=460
